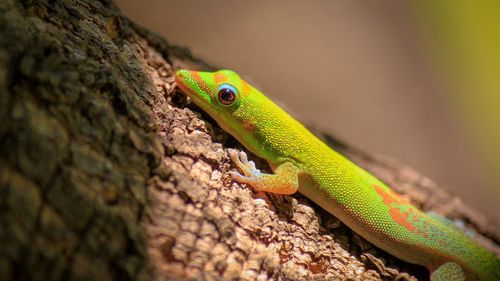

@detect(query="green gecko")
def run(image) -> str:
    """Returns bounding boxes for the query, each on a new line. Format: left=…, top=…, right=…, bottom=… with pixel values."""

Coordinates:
left=175, top=69, right=500, bottom=281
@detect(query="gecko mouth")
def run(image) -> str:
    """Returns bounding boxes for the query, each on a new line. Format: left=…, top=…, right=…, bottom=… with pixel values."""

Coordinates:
left=175, top=71, right=211, bottom=107
left=174, top=71, right=190, bottom=94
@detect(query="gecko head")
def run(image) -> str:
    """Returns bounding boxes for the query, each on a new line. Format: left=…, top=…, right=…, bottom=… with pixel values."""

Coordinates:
left=176, top=69, right=286, bottom=159
left=175, top=69, right=252, bottom=129
left=175, top=69, right=243, bottom=112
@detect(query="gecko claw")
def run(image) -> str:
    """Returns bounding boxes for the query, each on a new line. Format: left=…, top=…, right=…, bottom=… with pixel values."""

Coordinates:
left=228, top=149, right=261, bottom=181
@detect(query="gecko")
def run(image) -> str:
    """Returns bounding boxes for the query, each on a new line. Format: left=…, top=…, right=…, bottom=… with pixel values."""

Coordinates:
left=175, top=69, right=500, bottom=281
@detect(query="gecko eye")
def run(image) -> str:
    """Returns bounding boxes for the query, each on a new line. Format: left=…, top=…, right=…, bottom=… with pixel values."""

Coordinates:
left=217, top=84, right=237, bottom=106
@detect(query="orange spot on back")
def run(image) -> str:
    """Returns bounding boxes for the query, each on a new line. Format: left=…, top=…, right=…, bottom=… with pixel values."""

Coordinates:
left=374, top=184, right=428, bottom=236
left=389, top=208, right=416, bottom=232
left=373, top=185, right=406, bottom=205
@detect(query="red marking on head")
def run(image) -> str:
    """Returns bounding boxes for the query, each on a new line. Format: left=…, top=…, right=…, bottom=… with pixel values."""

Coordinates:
left=214, top=72, right=227, bottom=83
left=240, top=80, right=251, bottom=95
left=190, top=71, right=211, bottom=93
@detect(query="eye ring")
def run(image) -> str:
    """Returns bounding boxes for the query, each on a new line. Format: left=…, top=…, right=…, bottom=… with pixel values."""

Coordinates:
left=217, top=84, right=238, bottom=106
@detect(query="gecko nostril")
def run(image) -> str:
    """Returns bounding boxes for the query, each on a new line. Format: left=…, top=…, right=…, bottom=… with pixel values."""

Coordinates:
left=176, top=70, right=186, bottom=80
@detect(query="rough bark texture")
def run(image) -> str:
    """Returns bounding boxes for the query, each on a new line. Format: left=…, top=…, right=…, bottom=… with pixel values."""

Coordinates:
left=0, top=1, right=498, bottom=281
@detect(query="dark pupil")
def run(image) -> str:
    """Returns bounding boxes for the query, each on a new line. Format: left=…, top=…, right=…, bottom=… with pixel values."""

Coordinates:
left=218, top=88, right=235, bottom=105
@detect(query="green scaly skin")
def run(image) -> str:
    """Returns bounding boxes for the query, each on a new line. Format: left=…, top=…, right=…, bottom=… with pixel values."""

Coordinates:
left=175, top=69, right=500, bottom=281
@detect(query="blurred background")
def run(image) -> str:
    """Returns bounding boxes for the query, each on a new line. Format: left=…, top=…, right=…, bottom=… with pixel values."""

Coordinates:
left=116, top=0, right=499, bottom=223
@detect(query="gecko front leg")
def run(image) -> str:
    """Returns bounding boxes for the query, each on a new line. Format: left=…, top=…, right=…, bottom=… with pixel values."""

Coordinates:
left=228, top=149, right=300, bottom=195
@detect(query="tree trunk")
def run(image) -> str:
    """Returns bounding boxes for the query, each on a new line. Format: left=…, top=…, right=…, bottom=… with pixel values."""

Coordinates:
left=0, top=1, right=498, bottom=280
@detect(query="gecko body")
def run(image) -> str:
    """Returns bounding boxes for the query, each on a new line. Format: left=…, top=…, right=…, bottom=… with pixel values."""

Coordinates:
left=175, top=69, right=500, bottom=281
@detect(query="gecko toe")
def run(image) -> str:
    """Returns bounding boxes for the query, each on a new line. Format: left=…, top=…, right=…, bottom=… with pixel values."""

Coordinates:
left=228, top=149, right=261, bottom=178
left=238, top=151, right=249, bottom=164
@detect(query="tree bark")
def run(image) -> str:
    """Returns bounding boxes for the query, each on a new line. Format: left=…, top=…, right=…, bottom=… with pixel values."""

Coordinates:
left=0, top=1, right=498, bottom=280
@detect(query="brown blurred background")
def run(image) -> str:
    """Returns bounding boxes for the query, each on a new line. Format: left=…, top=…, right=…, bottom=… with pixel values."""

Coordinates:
left=116, top=0, right=499, bottom=223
